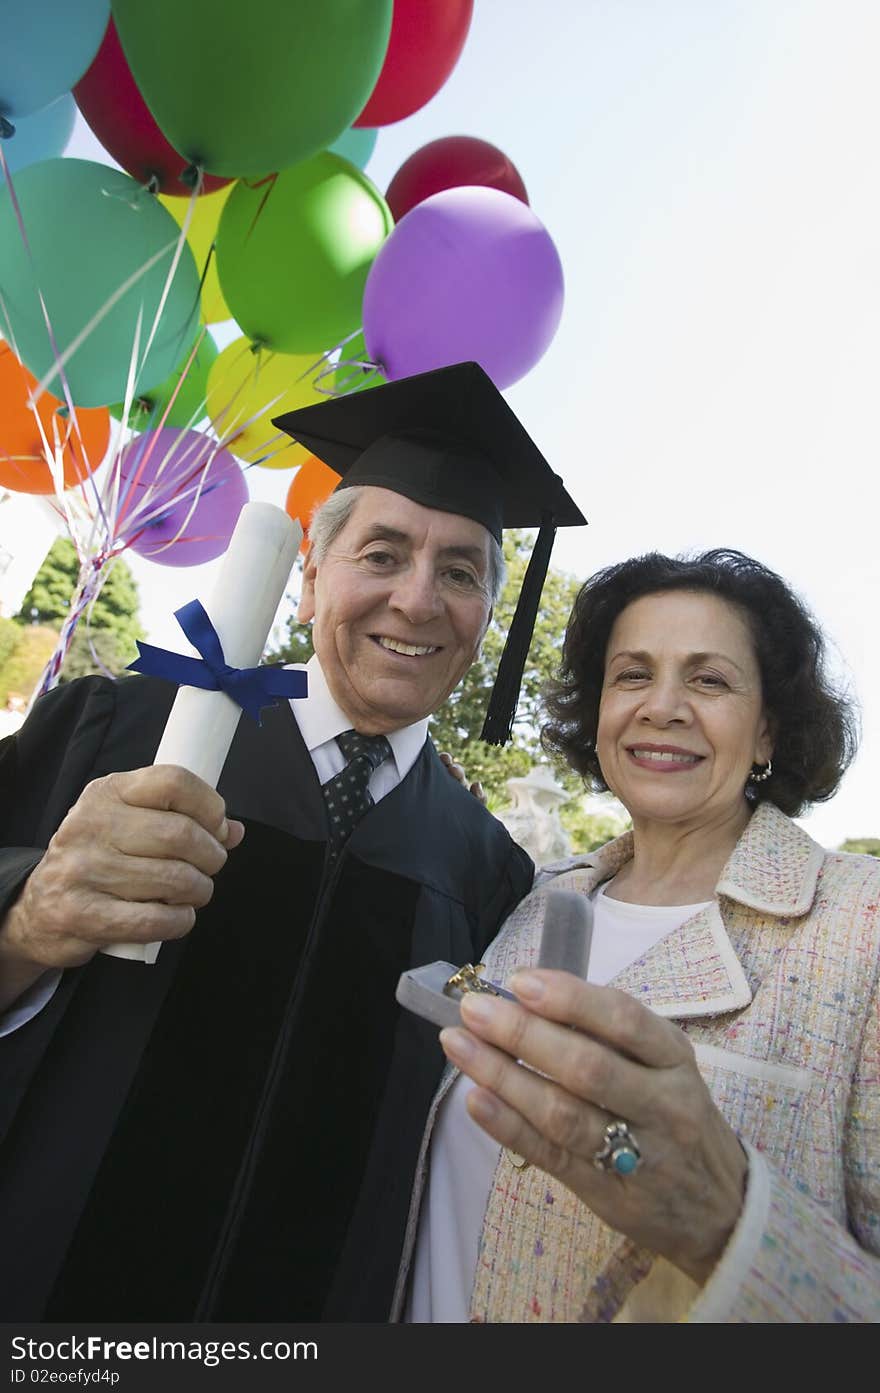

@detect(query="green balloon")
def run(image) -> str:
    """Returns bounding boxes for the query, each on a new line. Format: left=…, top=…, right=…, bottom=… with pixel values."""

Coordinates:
left=216, top=153, right=393, bottom=355
left=110, top=330, right=218, bottom=430
left=0, top=159, right=201, bottom=408
left=111, top=0, right=393, bottom=179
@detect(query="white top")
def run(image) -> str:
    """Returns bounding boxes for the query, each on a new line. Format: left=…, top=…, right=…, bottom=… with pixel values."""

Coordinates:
left=406, top=884, right=713, bottom=1323
left=0, top=654, right=429, bottom=1038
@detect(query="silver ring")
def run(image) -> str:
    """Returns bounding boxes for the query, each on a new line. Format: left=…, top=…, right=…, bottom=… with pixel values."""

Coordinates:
left=593, top=1119, right=642, bottom=1177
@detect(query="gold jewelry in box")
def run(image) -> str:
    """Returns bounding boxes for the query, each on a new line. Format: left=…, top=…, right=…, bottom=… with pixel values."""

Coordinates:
left=443, top=962, right=506, bottom=998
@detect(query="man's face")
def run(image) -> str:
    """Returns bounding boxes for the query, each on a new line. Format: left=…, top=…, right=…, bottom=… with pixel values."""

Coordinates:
left=299, top=487, right=494, bottom=734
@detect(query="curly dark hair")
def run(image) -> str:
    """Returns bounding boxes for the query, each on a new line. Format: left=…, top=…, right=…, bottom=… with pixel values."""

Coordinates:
left=541, top=549, right=858, bottom=817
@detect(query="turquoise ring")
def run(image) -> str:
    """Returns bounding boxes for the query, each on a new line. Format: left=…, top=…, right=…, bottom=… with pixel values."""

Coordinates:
left=593, top=1120, right=642, bottom=1177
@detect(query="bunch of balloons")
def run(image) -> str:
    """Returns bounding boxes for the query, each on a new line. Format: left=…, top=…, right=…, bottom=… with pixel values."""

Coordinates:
left=0, top=0, right=564, bottom=692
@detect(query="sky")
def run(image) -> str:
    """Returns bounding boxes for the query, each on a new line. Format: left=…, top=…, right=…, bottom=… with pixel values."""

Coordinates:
left=23, top=0, right=880, bottom=847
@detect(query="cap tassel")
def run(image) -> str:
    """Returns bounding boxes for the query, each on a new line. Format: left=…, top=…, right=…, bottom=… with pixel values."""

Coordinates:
left=480, top=513, right=556, bottom=746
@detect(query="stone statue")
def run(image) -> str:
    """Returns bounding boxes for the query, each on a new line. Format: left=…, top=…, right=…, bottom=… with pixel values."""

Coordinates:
left=497, top=764, right=571, bottom=866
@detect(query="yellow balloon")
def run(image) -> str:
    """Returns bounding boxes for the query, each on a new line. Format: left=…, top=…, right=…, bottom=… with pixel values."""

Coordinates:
left=160, top=185, right=234, bottom=326
left=206, top=339, right=335, bottom=469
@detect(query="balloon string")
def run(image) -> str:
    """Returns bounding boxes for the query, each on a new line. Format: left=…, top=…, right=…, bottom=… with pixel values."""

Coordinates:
left=29, top=554, right=110, bottom=701
left=29, top=239, right=179, bottom=404
left=82, top=552, right=127, bottom=681
left=0, top=142, right=106, bottom=522
left=120, top=446, right=226, bottom=536
left=124, top=471, right=230, bottom=535
left=133, top=179, right=199, bottom=390
left=119, top=430, right=213, bottom=532
left=113, top=324, right=208, bottom=532
left=150, top=326, right=206, bottom=435
left=313, top=328, right=383, bottom=397
left=117, top=427, right=232, bottom=556
left=105, top=307, right=146, bottom=530
left=208, top=343, right=306, bottom=460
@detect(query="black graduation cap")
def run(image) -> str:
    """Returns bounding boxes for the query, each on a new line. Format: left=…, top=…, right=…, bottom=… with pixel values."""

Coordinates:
left=273, top=362, right=586, bottom=745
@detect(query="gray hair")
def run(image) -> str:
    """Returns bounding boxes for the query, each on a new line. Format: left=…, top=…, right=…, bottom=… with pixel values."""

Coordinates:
left=308, top=485, right=505, bottom=603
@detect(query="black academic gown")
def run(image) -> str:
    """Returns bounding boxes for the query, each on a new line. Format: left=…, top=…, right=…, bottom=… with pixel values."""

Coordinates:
left=0, top=675, right=533, bottom=1322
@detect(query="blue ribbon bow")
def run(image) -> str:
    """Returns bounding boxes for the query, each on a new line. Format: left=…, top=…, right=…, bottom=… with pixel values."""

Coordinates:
left=127, top=599, right=307, bottom=724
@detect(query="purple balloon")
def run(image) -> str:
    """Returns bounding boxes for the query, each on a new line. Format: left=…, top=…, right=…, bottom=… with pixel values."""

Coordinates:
left=363, top=185, right=564, bottom=390
left=118, top=427, right=248, bottom=567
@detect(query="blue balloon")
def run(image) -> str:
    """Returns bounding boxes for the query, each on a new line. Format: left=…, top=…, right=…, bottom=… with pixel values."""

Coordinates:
left=329, top=125, right=378, bottom=171
left=0, top=0, right=109, bottom=120
left=0, top=94, right=75, bottom=174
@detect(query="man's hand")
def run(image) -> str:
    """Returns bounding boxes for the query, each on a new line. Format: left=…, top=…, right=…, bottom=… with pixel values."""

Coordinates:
left=0, top=766, right=244, bottom=1010
left=438, top=750, right=487, bottom=806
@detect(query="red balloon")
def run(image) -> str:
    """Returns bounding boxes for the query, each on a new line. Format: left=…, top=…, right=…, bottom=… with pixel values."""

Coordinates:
left=354, top=0, right=473, bottom=128
left=73, top=21, right=230, bottom=196
left=385, top=135, right=529, bottom=222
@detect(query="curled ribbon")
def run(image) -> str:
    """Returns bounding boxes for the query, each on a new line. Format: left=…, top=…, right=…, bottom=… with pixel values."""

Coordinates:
left=127, top=598, right=307, bottom=724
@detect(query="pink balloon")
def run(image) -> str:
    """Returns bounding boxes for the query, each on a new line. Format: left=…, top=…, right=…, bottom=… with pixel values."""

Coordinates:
left=118, top=427, right=248, bottom=566
left=363, top=186, right=563, bottom=390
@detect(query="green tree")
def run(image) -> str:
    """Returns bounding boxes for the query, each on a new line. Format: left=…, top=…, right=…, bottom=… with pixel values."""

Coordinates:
left=427, top=531, right=585, bottom=806
left=838, top=838, right=880, bottom=857
left=561, top=799, right=631, bottom=853
left=0, top=624, right=58, bottom=706
left=16, top=540, right=145, bottom=661
left=12, top=540, right=145, bottom=686
left=58, top=627, right=136, bottom=683
left=266, top=531, right=586, bottom=806
left=0, top=617, right=20, bottom=672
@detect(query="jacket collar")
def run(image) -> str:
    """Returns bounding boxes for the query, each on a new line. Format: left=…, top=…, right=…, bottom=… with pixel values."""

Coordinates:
left=549, top=801, right=823, bottom=912
left=714, top=800, right=826, bottom=915
left=529, top=802, right=826, bottom=1020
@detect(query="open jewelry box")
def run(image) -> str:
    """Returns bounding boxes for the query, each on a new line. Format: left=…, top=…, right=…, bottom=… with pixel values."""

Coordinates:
left=396, top=888, right=593, bottom=1029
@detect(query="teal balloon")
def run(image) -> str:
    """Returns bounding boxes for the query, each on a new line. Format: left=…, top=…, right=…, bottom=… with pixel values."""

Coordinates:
left=1, top=94, right=75, bottom=174
left=0, top=159, right=201, bottom=408
left=1, top=1, right=109, bottom=119
left=329, top=126, right=377, bottom=172
left=216, top=153, right=393, bottom=354
left=110, top=0, right=393, bottom=178
left=110, top=330, right=218, bottom=431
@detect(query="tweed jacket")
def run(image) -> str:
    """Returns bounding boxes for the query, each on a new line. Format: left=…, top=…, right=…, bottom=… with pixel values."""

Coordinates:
left=393, top=802, right=880, bottom=1322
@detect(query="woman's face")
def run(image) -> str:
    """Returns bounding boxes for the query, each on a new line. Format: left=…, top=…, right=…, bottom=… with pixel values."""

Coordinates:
left=596, top=590, right=773, bottom=832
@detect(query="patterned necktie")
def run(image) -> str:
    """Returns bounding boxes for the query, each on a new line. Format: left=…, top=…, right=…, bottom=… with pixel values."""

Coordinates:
left=322, top=728, right=393, bottom=858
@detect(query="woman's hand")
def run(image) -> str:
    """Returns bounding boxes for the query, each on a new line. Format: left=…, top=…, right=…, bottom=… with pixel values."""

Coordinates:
left=438, top=750, right=487, bottom=805
left=440, top=969, right=748, bottom=1285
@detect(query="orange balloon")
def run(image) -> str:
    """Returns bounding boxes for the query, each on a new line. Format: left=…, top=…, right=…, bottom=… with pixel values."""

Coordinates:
left=0, top=344, right=109, bottom=494
left=285, top=456, right=342, bottom=553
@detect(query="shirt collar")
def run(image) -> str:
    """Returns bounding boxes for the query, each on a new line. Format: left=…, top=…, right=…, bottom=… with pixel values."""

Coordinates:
left=292, top=654, right=429, bottom=781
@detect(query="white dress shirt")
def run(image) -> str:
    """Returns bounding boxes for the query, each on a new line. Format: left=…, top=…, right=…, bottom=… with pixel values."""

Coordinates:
left=293, top=654, right=429, bottom=796
left=0, top=654, right=429, bottom=1038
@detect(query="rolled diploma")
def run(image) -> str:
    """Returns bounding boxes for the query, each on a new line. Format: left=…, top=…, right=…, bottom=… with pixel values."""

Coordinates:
left=102, top=501, right=303, bottom=962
